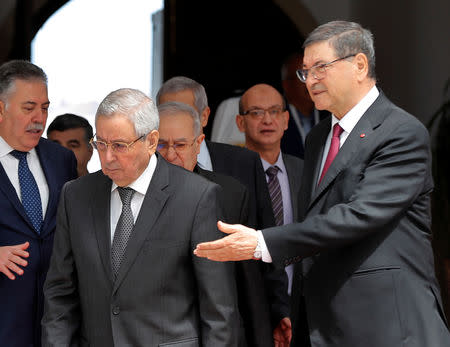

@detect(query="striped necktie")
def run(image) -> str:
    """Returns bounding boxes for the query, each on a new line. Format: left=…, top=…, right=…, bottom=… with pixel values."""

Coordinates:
left=266, top=166, right=284, bottom=226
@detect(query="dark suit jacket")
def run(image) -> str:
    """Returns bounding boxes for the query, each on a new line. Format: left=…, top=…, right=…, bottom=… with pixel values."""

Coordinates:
left=42, top=156, right=239, bottom=347
left=263, top=92, right=450, bottom=346
left=195, top=165, right=273, bottom=347
left=0, top=138, right=77, bottom=347
left=281, top=153, right=303, bottom=222
left=206, top=141, right=290, bottom=335
left=281, top=107, right=329, bottom=159
left=206, top=140, right=274, bottom=230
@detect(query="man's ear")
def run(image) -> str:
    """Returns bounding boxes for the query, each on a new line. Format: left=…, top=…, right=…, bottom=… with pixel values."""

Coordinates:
left=0, top=100, right=6, bottom=122
left=196, top=133, right=205, bottom=145
left=147, top=130, right=160, bottom=152
left=200, top=106, right=211, bottom=128
left=195, top=134, right=205, bottom=155
left=354, top=53, right=369, bottom=81
left=236, top=114, right=246, bottom=133
left=282, top=110, right=289, bottom=131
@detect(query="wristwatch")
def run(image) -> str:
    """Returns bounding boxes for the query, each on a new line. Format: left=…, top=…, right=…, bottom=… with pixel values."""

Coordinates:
left=253, top=237, right=262, bottom=259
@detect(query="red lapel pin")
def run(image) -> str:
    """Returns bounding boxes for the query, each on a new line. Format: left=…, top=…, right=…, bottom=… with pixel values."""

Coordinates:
left=360, top=133, right=366, bottom=138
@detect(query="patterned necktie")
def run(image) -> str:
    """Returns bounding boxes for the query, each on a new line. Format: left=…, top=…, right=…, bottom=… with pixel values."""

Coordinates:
left=111, top=187, right=135, bottom=278
left=318, top=123, right=344, bottom=184
left=266, top=166, right=284, bottom=226
left=10, top=150, right=43, bottom=233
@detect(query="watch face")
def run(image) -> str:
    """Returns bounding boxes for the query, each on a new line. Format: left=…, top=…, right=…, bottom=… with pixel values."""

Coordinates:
left=253, top=251, right=262, bottom=259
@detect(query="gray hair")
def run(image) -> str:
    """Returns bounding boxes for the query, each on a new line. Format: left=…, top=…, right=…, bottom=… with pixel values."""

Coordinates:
left=0, top=60, right=47, bottom=102
left=95, top=88, right=159, bottom=137
left=303, top=20, right=376, bottom=79
left=156, top=76, right=208, bottom=113
left=158, top=101, right=201, bottom=136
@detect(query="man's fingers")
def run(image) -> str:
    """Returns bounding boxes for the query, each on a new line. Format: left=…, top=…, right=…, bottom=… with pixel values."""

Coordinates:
left=7, top=261, right=25, bottom=276
left=12, top=249, right=29, bottom=258
left=195, top=238, right=226, bottom=251
left=0, top=266, right=16, bottom=280
left=10, top=255, right=28, bottom=267
left=19, top=241, right=30, bottom=250
left=217, top=221, right=241, bottom=234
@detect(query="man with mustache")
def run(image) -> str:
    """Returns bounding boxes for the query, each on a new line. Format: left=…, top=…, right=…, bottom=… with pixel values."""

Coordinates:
left=0, top=60, right=77, bottom=347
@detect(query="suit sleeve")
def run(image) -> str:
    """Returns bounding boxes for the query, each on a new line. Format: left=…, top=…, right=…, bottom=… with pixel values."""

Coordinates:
left=42, top=181, right=81, bottom=346
left=264, top=117, right=433, bottom=265
left=191, top=183, right=240, bottom=347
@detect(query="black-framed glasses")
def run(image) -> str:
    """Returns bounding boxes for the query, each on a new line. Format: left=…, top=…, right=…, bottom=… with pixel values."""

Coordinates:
left=296, top=54, right=357, bottom=83
left=89, top=134, right=145, bottom=153
left=241, top=106, right=284, bottom=119
left=157, top=139, right=196, bottom=154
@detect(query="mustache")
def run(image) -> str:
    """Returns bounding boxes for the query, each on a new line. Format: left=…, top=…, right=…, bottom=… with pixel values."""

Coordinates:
left=26, top=123, right=44, bottom=131
left=310, top=84, right=326, bottom=92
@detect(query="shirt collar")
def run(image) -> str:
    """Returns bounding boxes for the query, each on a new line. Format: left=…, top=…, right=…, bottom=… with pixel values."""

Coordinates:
left=0, top=135, right=38, bottom=158
left=260, top=152, right=286, bottom=174
left=197, top=140, right=212, bottom=171
left=111, top=153, right=157, bottom=195
left=332, top=85, right=379, bottom=133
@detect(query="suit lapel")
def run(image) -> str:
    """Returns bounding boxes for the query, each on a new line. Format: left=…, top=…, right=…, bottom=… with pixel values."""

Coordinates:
left=308, top=93, right=387, bottom=211
left=300, top=120, right=330, bottom=213
left=0, top=162, right=37, bottom=235
left=283, top=153, right=300, bottom=221
left=112, top=157, right=170, bottom=292
left=90, top=174, right=114, bottom=281
left=35, top=141, right=58, bottom=236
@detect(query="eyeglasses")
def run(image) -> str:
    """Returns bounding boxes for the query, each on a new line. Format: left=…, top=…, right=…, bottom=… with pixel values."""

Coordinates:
left=296, top=54, right=356, bottom=83
left=241, top=106, right=284, bottom=119
left=90, top=134, right=145, bottom=153
left=157, top=139, right=196, bottom=154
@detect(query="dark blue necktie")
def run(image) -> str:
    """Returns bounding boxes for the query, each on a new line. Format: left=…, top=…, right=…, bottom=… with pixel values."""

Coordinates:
left=10, top=150, right=43, bottom=233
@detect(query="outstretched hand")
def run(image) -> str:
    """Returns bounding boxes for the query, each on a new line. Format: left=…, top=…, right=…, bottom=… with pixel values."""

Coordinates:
left=0, top=242, right=30, bottom=280
left=194, top=221, right=258, bottom=261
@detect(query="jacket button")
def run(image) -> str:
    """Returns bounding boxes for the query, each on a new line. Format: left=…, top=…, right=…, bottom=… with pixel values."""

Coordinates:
left=112, top=306, right=120, bottom=315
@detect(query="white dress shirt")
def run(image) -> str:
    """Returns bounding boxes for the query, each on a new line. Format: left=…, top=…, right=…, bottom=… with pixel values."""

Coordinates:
left=258, top=85, right=380, bottom=263
left=110, top=154, right=157, bottom=243
left=0, top=136, right=49, bottom=217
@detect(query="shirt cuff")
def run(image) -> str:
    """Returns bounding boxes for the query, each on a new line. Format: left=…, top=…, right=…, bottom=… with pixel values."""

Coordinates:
left=257, top=230, right=272, bottom=263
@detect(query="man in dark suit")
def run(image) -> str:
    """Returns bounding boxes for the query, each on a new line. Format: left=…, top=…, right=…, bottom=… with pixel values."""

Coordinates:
left=195, top=20, right=450, bottom=347
left=42, top=88, right=239, bottom=346
left=0, top=60, right=77, bottom=347
left=236, top=83, right=304, bottom=346
left=280, top=52, right=329, bottom=159
left=156, top=77, right=290, bottom=344
left=157, top=101, right=281, bottom=347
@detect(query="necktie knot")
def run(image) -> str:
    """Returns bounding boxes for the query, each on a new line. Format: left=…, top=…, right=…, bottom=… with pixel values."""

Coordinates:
left=332, top=123, right=344, bottom=138
left=266, top=166, right=280, bottom=179
left=118, top=187, right=135, bottom=206
left=10, top=150, right=28, bottom=161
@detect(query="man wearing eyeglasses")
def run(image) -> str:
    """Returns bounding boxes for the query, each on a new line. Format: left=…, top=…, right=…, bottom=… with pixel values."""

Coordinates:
left=236, top=83, right=304, bottom=347
left=280, top=52, right=329, bottom=159
left=42, top=88, right=239, bottom=346
left=158, top=101, right=291, bottom=347
left=195, top=20, right=450, bottom=347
